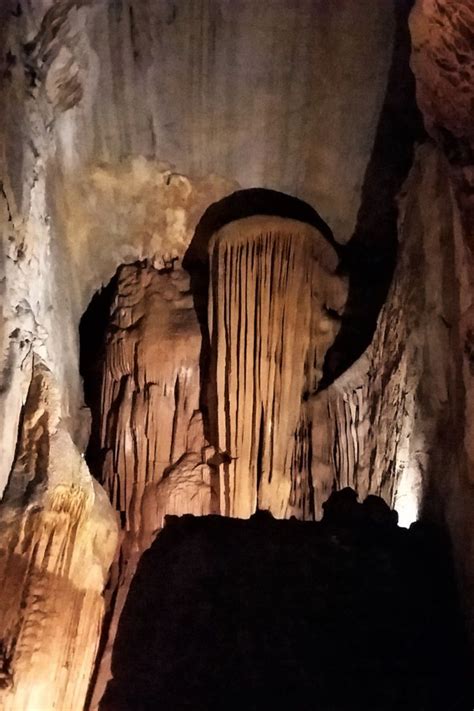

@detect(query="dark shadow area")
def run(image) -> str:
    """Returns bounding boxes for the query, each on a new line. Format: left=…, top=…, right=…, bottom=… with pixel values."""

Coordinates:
left=321, top=0, right=426, bottom=384
left=79, top=271, right=118, bottom=480
left=101, top=493, right=471, bottom=711
left=184, top=187, right=339, bottom=267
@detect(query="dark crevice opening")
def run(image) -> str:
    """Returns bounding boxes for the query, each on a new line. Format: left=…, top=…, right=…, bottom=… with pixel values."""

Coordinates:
left=79, top=271, right=119, bottom=481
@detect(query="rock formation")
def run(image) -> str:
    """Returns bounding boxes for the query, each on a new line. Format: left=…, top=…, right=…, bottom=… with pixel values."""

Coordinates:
left=0, top=363, right=117, bottom=710
left=0, top=0, right=473, bottom=708
left=88, top=216, right=346, bottom=701
left=207, top=216, right=346, bottom=517
left=409, top=0, right=474, bottom=654
left=99, top=261, right=209, bottom=534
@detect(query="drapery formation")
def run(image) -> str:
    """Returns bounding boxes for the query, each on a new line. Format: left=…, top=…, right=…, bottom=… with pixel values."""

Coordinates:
left=207, top=217, right=347, bottom=518
left=90, top=216, right=346, bottom=705
left=98, top=217, right=346, bottom=529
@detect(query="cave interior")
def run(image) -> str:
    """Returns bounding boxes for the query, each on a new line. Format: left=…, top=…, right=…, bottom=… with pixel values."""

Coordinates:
left=0, top=0, right=474, bottom=709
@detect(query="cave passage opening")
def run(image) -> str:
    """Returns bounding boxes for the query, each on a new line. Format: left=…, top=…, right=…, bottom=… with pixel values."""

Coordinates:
left=79, top=270, right=119, bottom=484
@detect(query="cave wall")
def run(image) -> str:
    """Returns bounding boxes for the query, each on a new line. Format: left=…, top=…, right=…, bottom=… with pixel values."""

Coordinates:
left=408, top=0, right=474, bottom=655
left=1, top=0, right=473, bottom=708
left=323, top=144, right=462, bottom=524
left=0, top=0, right=395, bottom=491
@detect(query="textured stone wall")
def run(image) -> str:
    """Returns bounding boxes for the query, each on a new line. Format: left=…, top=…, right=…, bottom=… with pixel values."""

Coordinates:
left=409, top=0, right=474, bottom=658
left=0, top=0, right=395, bottom=494
left=1, top=0, right=473, bottom=708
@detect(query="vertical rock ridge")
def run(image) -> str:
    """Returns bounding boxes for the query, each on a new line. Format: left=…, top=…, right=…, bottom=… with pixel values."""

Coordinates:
left=90, top=260, right=214, bottom=707
left=99, top=261, right=206, bottom=535
left=207, top=216, right=346, bottom=518
left=0, top=363, right=117, bottom=711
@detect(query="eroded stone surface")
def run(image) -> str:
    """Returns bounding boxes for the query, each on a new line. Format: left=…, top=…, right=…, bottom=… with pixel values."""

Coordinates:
left=410, top=0, right=474, bottom=236
left=100, top=262, right=205, bottom=532
left=320, top=145, right=462, bottom=524
left=1, top=0, right=474, bottom=706
left=0, top=363, right=117, bottom=711
left=207, top=216, right=347, bottom=518
left=409, top=0, right=474, bottom=656
left=90, top=261, right=215, bottom=706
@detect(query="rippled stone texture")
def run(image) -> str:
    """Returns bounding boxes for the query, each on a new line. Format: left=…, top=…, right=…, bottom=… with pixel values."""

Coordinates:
left=207, top=216, right=346, bottom=518
left=0, top=364, right=117, bottom=711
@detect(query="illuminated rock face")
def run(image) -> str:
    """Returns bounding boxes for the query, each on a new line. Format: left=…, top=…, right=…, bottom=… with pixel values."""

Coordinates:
left=90, top=261, right=214, bottom=706
left=0, top=0, right=473, bottom=707
left=321, top=146, right=458, bottom=526
left=0, top=365, right=117, bottom=711
left=99, top=262, right=210, bottom=537
left=89, top=219, right=346, bottom=703
left=95, top=217, right=346, bottom=533
left=207, top=216, right=346, bottom=517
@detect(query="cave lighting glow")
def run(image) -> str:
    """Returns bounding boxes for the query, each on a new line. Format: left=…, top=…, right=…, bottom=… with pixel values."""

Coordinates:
left=394, top=491, right=420, bottom=528
left=393, top=466, right=422, bottom=528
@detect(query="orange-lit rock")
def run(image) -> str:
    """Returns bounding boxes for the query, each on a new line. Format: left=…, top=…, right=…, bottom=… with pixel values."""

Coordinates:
left=1, top=0, right=473, bottom=706
left=100, top=261, right=206, bottom=534
left=0, top=364, right=117, bottom=711
left=90, top=261, right=215, bottom=706
left=410, top=0, right=474, bottom=236
left=207, top=216, right=347, bottom=518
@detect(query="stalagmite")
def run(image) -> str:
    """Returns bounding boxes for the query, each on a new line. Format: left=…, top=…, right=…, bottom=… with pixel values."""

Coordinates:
left=99, top=261, right=209, bottom=537
left=207, top=216, right=347, bottom=518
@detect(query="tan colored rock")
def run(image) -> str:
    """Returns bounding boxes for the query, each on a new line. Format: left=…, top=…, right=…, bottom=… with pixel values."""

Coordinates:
left=0, top=363, right=118, bottom=711
left=410, top=0, right=474, bottom=144
left=100, top=260, right=205, bottom=535
left=410, top=2, right=474, bottom=657
left=2, top=0, right=474, bottom=704
left=91, top=263, right=214, bottom=707
left=207, top=216, right=347, bottom=518
left=312, top=146, right=458, bottom=526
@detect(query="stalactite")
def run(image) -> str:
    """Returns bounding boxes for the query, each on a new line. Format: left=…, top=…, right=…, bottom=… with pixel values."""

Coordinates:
left=286, top=407, right=315, bottom=520
left=207, top=216, right=347, bottom=518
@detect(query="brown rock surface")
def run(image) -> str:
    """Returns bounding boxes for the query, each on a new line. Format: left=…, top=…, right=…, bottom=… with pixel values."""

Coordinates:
left=410, top=0, right=474, bottom=655
left=410, top=0, right=474, bottom=235
left=100, top=261, right=206, bottom=533
left=89, top=260, right=215, bottom=706
left=1, top=0, right=473, bottom=706
left=0, top=363, right=117, bottom=710
left=207, top=216, right=346, bottom=518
